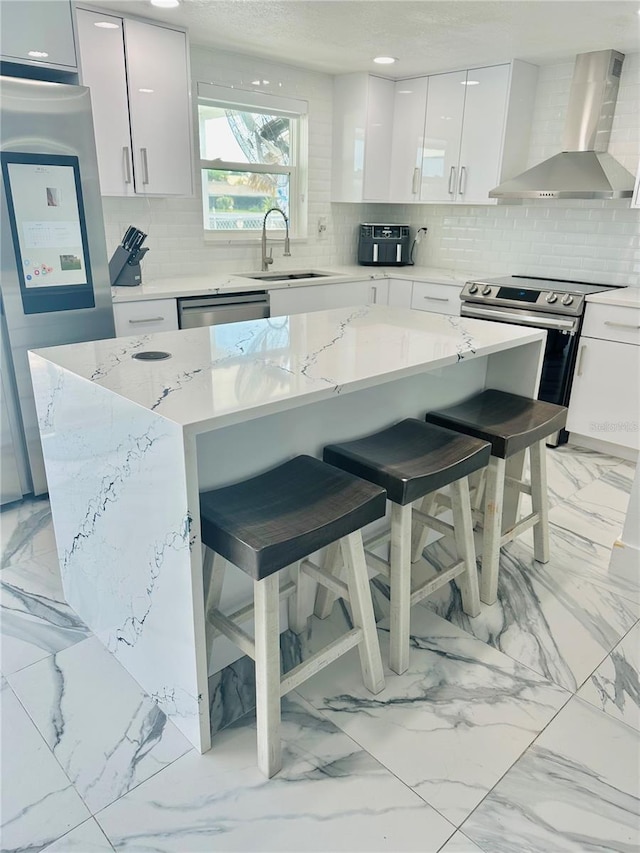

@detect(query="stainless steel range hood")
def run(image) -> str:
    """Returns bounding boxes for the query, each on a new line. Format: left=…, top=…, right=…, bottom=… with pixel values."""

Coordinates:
left=490, top=50, right=635, bottom=200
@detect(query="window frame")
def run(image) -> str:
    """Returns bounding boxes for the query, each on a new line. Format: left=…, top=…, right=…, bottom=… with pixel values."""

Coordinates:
left=197, top=82, right=308, bottom=241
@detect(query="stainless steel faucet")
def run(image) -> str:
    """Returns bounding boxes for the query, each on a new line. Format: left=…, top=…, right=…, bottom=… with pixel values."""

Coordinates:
left=261, top=207, right=291, bottom=271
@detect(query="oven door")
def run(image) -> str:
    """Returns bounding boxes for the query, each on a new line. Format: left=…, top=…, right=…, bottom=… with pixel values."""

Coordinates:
left=461, top=303, right=581, bottom=443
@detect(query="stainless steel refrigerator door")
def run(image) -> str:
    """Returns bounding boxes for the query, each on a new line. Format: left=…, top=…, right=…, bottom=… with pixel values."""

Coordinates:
left=1, top=78, right=115, bottom=496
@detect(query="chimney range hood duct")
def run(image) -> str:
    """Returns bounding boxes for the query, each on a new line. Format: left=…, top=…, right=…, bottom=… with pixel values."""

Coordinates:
left=490, top=50, right=635, bottom=200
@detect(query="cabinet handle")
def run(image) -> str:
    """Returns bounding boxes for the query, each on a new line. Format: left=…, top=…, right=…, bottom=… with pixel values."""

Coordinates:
left=604, top=321, right=640, bottom=329
left=458, top=165, right=467, bottom=195
left=423, top=295, right=449, bottom=302
left=576, top=344, right=587, bottom=376
left=129, top=316, right=164, bottom=324
left=411, top=167, right=420, bottom=195
left=140, top=148, right=150, bottom=185
left=370, top=285, right=377, bottom=303
left=123, top=147, right=132, bottom=184
left=448, top=166, right=456, bottom=194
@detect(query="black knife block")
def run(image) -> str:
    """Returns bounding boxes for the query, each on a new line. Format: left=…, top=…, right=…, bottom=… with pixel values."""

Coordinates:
left=109, top=245, right=149, bottom=287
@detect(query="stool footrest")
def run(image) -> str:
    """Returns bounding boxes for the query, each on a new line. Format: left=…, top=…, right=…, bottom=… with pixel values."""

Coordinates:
left=207, top=580, right=296, bottom=645
left=279, top=628, right=363, bottom=695
left=210, top=610, right=256, bottom=659
left=412, top=507, right=455, bottom=539
left=500, top=511, right=539, bottom=546
left=410, top=559, right=466, bottom=606
left=505, top=476, right=532, bottom=497
left=301, top=559, right=349, bottom=600
left=364, top=548, right=391, bottom=578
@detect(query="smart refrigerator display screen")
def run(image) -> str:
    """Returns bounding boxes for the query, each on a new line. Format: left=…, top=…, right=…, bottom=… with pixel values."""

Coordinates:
left=1, top=152, right=95, bottom=313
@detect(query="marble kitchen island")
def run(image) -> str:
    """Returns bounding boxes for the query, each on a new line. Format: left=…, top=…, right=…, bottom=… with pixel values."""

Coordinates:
left=29, top=305, right=545, bottom=752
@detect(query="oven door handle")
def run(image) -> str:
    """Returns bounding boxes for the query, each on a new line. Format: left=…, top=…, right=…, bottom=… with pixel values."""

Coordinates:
left=461, top=303, right=578, bottom=333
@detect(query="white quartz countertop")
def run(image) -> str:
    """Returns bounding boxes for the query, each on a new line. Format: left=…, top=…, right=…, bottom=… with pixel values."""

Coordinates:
left=586, top=287, right=640, bottom=308
left=31, top=305, right=544, bottom=436
left=111, top=265, right=481, bottom=303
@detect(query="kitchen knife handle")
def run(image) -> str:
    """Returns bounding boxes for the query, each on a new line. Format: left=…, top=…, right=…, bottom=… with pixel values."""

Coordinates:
left=458, top=165, right=467, bottom=195
left=140, top=148, right=149, bottom=185
left=123, top=147, right=132, bottom=184
left=411, top=167, right=420, bottom=195
left=448, top=166, right=456, bottom=195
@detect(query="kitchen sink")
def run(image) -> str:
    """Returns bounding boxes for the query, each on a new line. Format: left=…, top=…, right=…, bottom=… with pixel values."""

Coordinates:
left=237, top=270, right=335, bottom=282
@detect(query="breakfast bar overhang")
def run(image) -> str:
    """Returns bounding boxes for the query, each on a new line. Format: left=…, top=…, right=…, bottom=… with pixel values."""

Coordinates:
left=28, top=305, right=546, bottom=752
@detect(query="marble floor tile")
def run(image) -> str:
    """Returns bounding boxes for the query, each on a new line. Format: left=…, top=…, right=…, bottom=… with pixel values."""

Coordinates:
left=1, top=562, right=91, bottom=675
left=541, top=443, right=630, bottom=505
left=42, top=818, right=116, bottom=852
left=437, top=832, right=484, bottom=853
left=1, top=496, right=57, bottom=569
left=577, top=621, right=640, bottom=730
left=547, top=477, right=631, bottom=550
left=296, top=607, right=569, bottom=827
left=461, top=696, right=640, bottom=853
left=0, top=679, right=90, bottom=852
left=95, top=692, right=455, bottom=852
left=7, top=635, right=193, bottom=814
left=422, top=536, right=640, bottom=692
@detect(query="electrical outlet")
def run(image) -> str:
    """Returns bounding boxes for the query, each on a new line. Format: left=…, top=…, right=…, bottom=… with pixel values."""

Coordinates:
left=317, top=216, right=328, bottom=237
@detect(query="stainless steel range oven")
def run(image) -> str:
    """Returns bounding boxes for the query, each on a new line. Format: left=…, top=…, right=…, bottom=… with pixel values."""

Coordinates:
left=460, top=275, right=624, bottom=445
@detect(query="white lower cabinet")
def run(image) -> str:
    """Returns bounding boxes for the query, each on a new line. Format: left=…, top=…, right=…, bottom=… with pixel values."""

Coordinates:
left=567, top=305, right=640, bottom=451
left=387, top=278, right=413, bottom=308
left=270, top=279, right=388, bottom=316
left=410, top=280, right=463, bottom=315
left=113, top=299, right=179, bottom=337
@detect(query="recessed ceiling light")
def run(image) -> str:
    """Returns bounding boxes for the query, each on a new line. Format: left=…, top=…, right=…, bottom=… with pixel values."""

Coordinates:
left=397, top=89, right=413, bottom=95
left=28, top=50, right=49, bottom=58
left=150, top=0, right=180, bottom=7
left=94, top=21, right=120, bottom=29
left=373, top=56, right=397, bottom=65
left=461, top=80, right=480, bottom=86
left=139, top=88, right=154, bottom=93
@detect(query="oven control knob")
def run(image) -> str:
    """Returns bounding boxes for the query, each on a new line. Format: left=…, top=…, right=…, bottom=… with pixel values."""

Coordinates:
left=561, top=294, right=574, bottom=306
left=481, top=285, right=492, bottom=296
left=468, top=283, right=478, bottom=294
left=546, top=292, right=558, bottom=303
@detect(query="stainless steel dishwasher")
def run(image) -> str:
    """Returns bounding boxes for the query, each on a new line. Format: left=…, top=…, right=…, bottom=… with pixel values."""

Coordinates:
left=177, top=291, right=270, bottom=328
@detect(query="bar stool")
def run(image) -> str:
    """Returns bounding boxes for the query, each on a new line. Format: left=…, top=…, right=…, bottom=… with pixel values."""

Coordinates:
left=320, top=419, right=491, bottom=675
left=425, top=389, right=568, bottom=606
left=199, top=454, right=386, bottom=778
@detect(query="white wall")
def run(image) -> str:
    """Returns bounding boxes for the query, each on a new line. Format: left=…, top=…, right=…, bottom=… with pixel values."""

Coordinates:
left=100, top=46, right=639, bottom=286
left=368, top=53, right=640, bottom=287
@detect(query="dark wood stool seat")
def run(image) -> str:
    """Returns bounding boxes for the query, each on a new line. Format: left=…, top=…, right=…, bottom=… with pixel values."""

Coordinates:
left=199, top=455, right=386, bottom=778
left=324, top=419, right=491, bottom=505
left=424, top=390, right=567, bottom=459
left=321, top=420, right=490, bottom=674
left=425, top=390, right=568, bottom=606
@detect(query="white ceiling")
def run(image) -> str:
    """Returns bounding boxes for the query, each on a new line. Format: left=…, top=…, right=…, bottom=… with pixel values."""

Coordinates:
left=93, top=0, right=640, bottom=78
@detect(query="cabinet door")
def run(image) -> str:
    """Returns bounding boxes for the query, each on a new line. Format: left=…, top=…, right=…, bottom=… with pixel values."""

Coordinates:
left=76, top=9, right=135, bottom=197
left=389, top=78, right=428, bottom=203
left=567, top=337, right=639, bottom=450
left=1, top=0, right=76, bottom=68
left=420, top=70, right=465, bottom=203
left=270, top=280, right=387, bottom=317
left=124, top=20, right=193, bottom=196
left=387, top=278, right=413, bottom=308
left=457, top=64, right=510, bottom=204
left=362, top=76, right=395, bottom=201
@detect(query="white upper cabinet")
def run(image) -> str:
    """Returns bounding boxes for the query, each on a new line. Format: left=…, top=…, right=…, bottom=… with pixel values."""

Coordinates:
left=76, top=8, right=193, bottom=197
left=331, top=74, right=395, bottom=202
left=420, top=61, right=538, bottom=204
left=388, top=77, right=429, bottom=203
left=0, top=0, right=77, bottom=70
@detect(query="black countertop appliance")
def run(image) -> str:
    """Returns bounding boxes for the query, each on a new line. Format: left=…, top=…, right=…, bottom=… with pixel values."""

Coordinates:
left=358, top=223, right=411, bottom=266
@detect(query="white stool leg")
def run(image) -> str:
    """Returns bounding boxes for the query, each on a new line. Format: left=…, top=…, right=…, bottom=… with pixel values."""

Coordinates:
left=389, top=502, right=412, bottom=675
left=530, top=439, right=550, bottom=564
left=254, top=573, right=282, bottom=778
left=204, top=549, right=227, bottom=649
left=313, top=540, right=342, bottom=619
left=341, top=531, right=385, bottom=694
left=450, top=477, right=480, bottom=618
left=411, top=493, right=437, bottom=563
left=480, top=455, right=506, bottom=606
left=288, top=561, right=308, bottom=634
